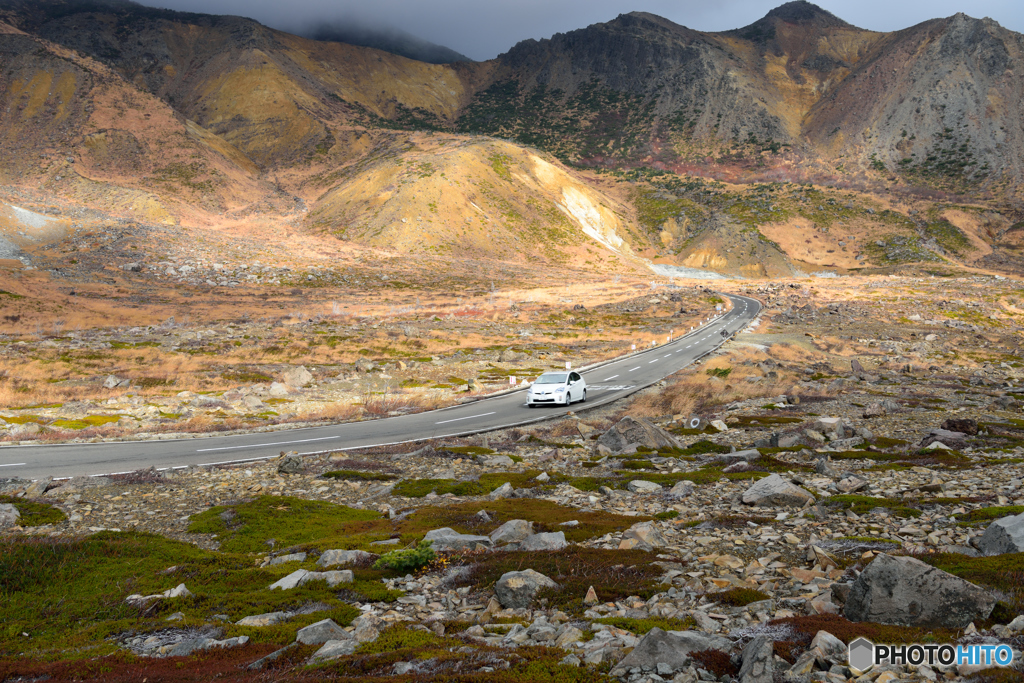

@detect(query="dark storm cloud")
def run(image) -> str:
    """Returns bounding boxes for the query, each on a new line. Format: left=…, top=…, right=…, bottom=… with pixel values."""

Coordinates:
left=138, top=0, right=1024, bottom=61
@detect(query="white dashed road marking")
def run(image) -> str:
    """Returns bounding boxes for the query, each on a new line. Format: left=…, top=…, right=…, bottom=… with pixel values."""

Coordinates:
left=435, top=411, right=497, bottom=425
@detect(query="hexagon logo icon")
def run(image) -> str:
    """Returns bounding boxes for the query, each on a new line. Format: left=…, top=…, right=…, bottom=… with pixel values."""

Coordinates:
left=848, top=637, right=874, bottom=673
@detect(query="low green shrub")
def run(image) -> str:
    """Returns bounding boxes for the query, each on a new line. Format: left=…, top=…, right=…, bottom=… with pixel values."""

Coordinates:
left=373, top=541, right=436, bottom=572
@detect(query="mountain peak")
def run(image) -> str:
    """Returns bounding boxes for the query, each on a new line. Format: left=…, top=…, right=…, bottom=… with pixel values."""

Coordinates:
left=762, top=1, right=852, bottom=28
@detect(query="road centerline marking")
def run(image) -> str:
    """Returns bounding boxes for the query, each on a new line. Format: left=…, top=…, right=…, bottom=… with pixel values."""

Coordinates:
left=603, top=375, right=619, bottom=381
left=0, top=463, right=26, bottom=467
left=629, top=366, right=640, bottom=371
left=435, top=411, right=496, bottom=425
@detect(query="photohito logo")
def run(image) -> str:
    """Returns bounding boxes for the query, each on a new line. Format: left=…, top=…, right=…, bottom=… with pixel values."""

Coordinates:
left=848, top=638, right=1014, bottom=673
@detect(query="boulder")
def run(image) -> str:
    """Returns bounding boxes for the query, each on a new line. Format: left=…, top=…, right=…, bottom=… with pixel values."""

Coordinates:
left=920, top=428, right=966, bottom=450
left=609, top=629, right=733, bottom=677
left=268, top=382, right=292, bottom=397
left=309, top=638, right=357, bottom=663
left=494, top=569, right=558, bottom=609
left=282, top=366, right=313, bottom=388
left=237, top=611, right=291, bottom=627
left=269, top=569, right=309, bottom=591
left=519, top=532, right=568, bottom=551
left=490, top=519, right=534, bottom=545
left=627, top=480, right=663, bottom=494
left=844, top=554, right=995, bottom=628
left=354, top=358, right=377, bottom=373
left=598, top=416, right=678, bottom=453
left=266, top=552, right=307, bottom=567
left=488, top=482, right=514, bottom=500
left=479, top=455, right=514, bottom=467
left=423, top=527, right=493, bottom=552
left=741, top=474, right=815, bottom=507
left=940, top=418, right=978, bottom=436
left=0, top=503, right=21, bottom=528
left=168, top=635, right=248, bottom=657
left=622, top=521, right=667, bottom=549
left=296, top=619, right=347, bottom=645
left=709, top=449, right=761, bottom=464
left=317, top=549, right=377, bottom=568
left=277, top=455, right=303, bottom=475
left=976, top=512, right=1024, bottom=556
left=738, top=635, right=773, bottom=683
left=102, top=375, right=129, bottom=389
left=667, top=480, right=694, bottom=499
left=242, top=395, right=267, bottom=411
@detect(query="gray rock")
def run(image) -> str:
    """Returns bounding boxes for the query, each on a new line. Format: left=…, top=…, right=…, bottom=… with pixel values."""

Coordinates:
left=317, top=549, right=377, bottom=568
left=167, top=635, right=249, bottom=657
left=741, top=473, right=815, bottom=507
left=268, top=382, right=292, bottom=397
left=277, top=455, right=303, bottom=475
left=494, top=569, right=558, bottom=609
left=268, top=569, right=309, bottom=590
left=102, top=375, right=129, bottom=389
left=598, top=416, right=678, bottom=453
left=977, top=512, right=1024, bottom=556
left=282, top=365, right=313, bottom=387
left=24, top=477, right=50, bottom=497
left=354, top=358, right=377, bottom=373
left=488, top=482, right=514, bottom=500
left=309, top=638, right=357, bottom=663
left=490, top=519, right=534, bottom=544
left=242, top=395, right=267, bottom=411
left=738, top=635, right=773, bottom=683
left=710, top=449, right=761, bottom=464
left=0, top=503, right=20, bottom=528
left=518, top=531, right=567, bottom=551
left=844, top=554, right=995, bottom=628
left=296, top=619, right=347, bottom=645
left=237, top=611, right=291, bottom=627
left=627, top=480, right=663, bottom=494
left=610, top=629, right=733, bottom=677
left=266, top=552, right=307, bottom=566
left=809, top=630, right=847, bottom=666
left=622, top=521, right=667, bottom=549
left=668, top=480, right=695, bottom=498
left=479, top=455, right=514, bottom=467
left=423, top=527, right=493, bottom=551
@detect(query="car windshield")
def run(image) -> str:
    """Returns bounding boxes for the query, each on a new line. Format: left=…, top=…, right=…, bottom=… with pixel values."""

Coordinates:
left=535, top=373, right=568, bottom=384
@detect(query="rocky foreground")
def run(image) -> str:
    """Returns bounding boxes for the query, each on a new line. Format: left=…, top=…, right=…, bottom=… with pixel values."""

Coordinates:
left=4, top=276, right=1024, bottom=682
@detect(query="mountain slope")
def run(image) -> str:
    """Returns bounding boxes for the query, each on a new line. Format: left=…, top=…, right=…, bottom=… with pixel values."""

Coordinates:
left=0, top=26, right=275, bottom=223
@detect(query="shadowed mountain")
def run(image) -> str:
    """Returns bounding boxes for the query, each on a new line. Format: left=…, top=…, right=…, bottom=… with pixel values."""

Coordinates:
left=305, top=21, right=472, bottom=65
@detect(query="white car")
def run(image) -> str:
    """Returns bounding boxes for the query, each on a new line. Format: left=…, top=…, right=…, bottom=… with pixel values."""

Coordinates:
left=527, top=371, right=586, bottom=407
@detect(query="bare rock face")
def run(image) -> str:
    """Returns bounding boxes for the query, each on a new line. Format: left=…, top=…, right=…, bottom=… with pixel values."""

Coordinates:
left=598, top=416, right=678, bottom=453
left=976, top=512, right=1024, bottom=556
left=941, top=418, right=979, bottom=436
left=741, top=473, right=815, bottom=507
left=844, top=554, right=995, bottom=628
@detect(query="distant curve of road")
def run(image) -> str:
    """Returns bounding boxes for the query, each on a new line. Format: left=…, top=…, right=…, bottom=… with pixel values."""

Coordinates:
left=0, top=293, right=761, bottom=481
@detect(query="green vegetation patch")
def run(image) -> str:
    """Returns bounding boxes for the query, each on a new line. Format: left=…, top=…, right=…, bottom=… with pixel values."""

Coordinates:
left=51, top=415, right=123, bottom=431
left=191, top=496, right=645, bottom=554
left=593, top=616, right=696, bottom=634
left=0, top=495, right=66, bottom=526
left=187, top=496, right=381, bottom=553
left=822, top=494, right=922, bottom=518
left=0, top=532, right=364, bottom=656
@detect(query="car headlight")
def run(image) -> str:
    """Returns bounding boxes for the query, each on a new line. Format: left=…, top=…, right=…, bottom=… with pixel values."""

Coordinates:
left=555, top=387, right=566, bottom=392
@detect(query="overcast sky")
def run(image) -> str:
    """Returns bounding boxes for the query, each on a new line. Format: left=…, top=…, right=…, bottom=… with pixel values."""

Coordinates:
left=137, top=0, right=1024, bottom=61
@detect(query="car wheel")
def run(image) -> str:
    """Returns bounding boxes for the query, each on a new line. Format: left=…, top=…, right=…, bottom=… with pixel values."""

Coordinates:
left=581, top=389, right=586, bottom=403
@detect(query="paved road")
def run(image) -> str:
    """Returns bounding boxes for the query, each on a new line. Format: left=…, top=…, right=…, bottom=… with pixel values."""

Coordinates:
left=0, top=293, right=761, bottom=480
